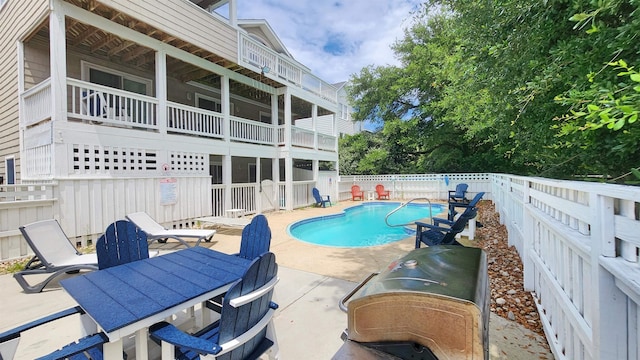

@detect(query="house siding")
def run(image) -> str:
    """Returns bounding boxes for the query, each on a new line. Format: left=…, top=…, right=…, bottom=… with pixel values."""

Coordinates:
left=102, top=0, right=238, bottom=64
left=0, top=0, right=49, bottom=182
left=24, top=37, right=50, bottom=90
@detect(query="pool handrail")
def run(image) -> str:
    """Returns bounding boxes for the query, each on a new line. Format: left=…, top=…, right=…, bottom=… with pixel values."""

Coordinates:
left=384, top=198, right=435, bottom=227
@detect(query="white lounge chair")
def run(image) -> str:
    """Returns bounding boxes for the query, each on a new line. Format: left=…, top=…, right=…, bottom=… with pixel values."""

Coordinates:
left=15, top=219, right=99, bottom=293
left=126, top=212, right=216, bottom=247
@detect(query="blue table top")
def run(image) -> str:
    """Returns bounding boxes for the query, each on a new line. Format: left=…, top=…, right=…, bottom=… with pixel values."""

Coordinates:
left=60, top=247, right=251, bottom=336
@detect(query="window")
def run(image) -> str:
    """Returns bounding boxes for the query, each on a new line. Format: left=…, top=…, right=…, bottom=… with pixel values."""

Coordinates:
left=196, top=94, right=221, bottom=112
left=82, top=62, right=152, bottom=95
left=196, top=93, right=234, bottom=114
left=5, top=156, right=15, bottom=184
left=340, top=103, right=349, bottom=120
left=259, top=111, right=271, bottom=124
left=0, top=0, right=7, bottom=11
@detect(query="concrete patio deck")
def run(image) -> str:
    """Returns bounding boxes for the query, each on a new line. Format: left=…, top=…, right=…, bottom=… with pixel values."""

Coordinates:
left=0, top=201, right=554, bottom=359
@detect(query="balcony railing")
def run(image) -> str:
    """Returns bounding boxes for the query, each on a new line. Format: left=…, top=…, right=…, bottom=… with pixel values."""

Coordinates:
left=168, top=101, right=224, bottom=138
left=21, top=79, right=52, bottom=127
left=230, top=116, right=275, bottom=145
left=67, top=78, right=158, bottom=129
left=239, top=33, right=337, bottom=103
left=19, top=78, right=336, bottom=151
left=291, top=126, right=315, bottom=148
left=318, top=133, right=337, bottom=151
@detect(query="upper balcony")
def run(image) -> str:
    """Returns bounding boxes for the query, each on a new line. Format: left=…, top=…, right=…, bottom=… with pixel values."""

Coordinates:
left=21, top=78, right=338, bottom=152
left=19, top=0, right=338, bottom=152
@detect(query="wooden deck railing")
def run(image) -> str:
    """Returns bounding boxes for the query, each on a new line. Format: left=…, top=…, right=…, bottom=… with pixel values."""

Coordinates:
left=239, top=33, right=336, bottom=103
left=167, top=101, right=224, bottom=138
left=67, top=78, right=158, bottom=128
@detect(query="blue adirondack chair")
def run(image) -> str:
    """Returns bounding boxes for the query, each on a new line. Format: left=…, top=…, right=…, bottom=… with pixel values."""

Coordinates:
left=448, top=191, right=484, bottom=221
left=312, top=187, right=331, bottom=207
left=150, top=252, right=280, bottom=360
left=96, top=220, right=153, bottom=270
left=415, top=206, right=478, bottom=248
left=238, top=215, right=272, bottom=260
left=448, top=183, right=469, bottom=203
left=0, top=306, right=109, bottom=360
left=207, top=215, right=273, bottom=314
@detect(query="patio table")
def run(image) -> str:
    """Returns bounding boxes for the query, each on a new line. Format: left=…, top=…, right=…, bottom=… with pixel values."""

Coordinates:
left=60, top=246, right=252, bottom=360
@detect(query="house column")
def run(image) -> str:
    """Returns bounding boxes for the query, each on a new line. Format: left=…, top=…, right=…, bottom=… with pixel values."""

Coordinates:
left=221, top=75, right=232, bottom=211
left=50, top=5, right=68, bottom=177
left=313, top=159, right=319, bottom=183
left=312, top=104, right=318, bottom=150
left=255, top=156, right=261, bottom=213
left=229, top=0, right=238, bottom=27
left=271, top=94, right=280, bottom=209
left=156, top=50, right=167, bottom=134
left=283, top=89, right=293, bottom=210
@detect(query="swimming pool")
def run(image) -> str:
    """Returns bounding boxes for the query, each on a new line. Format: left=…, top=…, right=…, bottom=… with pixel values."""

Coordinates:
left=288, top=202, right=444, bottom=247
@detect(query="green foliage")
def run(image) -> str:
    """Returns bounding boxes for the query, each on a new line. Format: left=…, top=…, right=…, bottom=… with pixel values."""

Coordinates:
left=342, top=0, right=640, bottom=181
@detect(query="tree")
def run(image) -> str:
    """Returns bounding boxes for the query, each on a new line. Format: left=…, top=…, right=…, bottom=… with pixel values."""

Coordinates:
left=344, top=0, right=640, bottom=181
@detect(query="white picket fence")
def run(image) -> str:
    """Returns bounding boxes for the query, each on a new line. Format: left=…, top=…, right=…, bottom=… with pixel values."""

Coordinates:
left=1, top=173, right=638, bottom=359
left=491, top=175, right=639, bottom=360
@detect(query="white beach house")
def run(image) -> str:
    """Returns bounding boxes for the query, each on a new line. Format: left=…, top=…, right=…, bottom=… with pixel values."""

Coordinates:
left=0, top=0, right=346, bottom=237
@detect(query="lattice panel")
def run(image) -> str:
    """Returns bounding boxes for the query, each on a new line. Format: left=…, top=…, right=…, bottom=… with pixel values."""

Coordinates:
left=72, top=144, right=158, bottom=175
left=169, top=152, right=207, bottom=175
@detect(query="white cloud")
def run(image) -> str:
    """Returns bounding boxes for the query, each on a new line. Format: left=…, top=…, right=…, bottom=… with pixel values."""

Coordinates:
left=235, top=0, right=422, bottom=84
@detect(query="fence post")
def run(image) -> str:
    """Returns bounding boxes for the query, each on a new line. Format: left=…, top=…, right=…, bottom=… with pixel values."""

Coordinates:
left=522, top=179, right=535, bottom=291
left=590, top=193, right=626, bottom=359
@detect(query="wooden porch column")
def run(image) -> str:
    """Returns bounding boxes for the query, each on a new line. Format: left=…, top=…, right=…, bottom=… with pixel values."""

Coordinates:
left=221, top=75, right=232, bottom=211
left=283, top=89, right=293, bottom=210
left=229, top=0, right=238, bottom=27
left=313, top=159, right=319, bottom=184
left=50, top=4, right=68, bottom=177
left=255, top=156, right=261, bottom=212
left=312, top=104, right=318, bottom=150
left=156, top=50, right=167, bottom=134
left=271, top=93, right=280, bottom=209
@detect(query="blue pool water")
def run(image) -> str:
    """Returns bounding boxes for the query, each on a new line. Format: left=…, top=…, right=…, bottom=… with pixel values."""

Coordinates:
left=288, top=202, right=444, bottom=247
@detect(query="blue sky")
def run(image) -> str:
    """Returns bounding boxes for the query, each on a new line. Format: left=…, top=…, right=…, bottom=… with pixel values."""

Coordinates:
left=232, top=1, right=423, bottom=85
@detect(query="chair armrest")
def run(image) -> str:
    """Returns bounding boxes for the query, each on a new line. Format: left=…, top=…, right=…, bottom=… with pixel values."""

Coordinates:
left=216, top=308, right=276, bottom=356
left=230, top=277, right=279, bottom=307
left=35, top=333, right=109, bottom=360
left=150, top=321, right=222, bottom=355
left=0, top=306, right=84, bottom=343
left=432, top=218, right=454, bottom=227
left=415, top=221, right=450, bottom=233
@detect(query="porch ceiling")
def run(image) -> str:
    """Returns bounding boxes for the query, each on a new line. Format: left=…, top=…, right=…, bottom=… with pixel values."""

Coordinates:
left=27, top=0, right=282, bottom=89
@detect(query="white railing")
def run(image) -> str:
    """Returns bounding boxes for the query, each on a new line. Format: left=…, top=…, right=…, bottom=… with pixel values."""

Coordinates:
left=0, top=184, right=54, bottom=202
left=0, top=189, right=55, bottom=260
left=277, top=57, right=302, bottom=85
left=239, top=33, right=336, bottom=103
left=342, top=173, right=492, bottom=202
left=230, top=183, right=257, bottom=214
left=492, top=175, right=640, bottom=360
left=23, top=144, right=52, bottom=178
left=301, top=73, right=338, bottom=102
left=21, top=78, right=335, bottom=153
left=277, top=181, right=316, bottom=209
left=230, top=116, right=275, bottom=144
left=318, top=133, right=337, bottom=151
left=240, top=35, right=279, bottom=75
left=290, top=126, right=315, bottom=148
left=167, top=101, right=224, bottom=138
left=67, top=78, right=158, bottom=129
left=21, top=79, right=52, bottom=127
